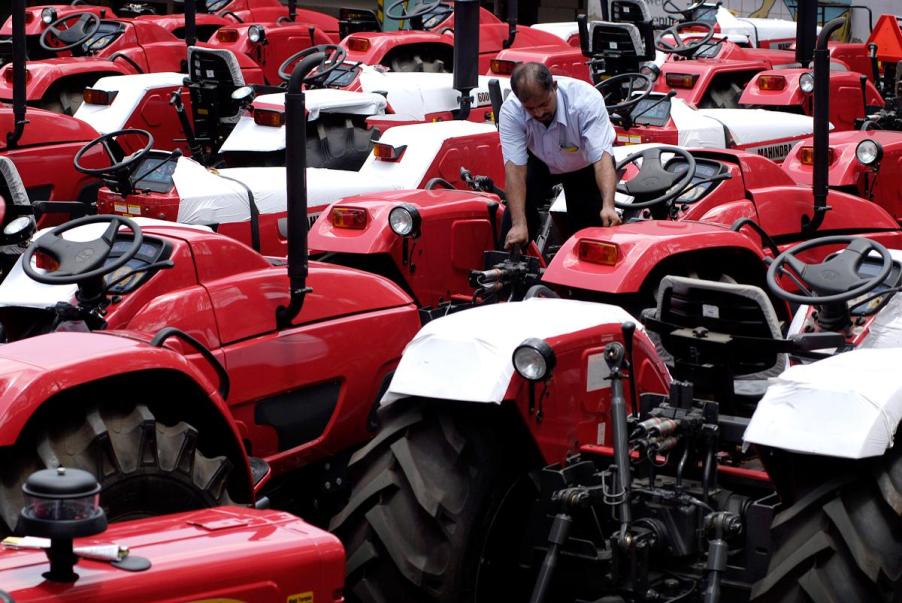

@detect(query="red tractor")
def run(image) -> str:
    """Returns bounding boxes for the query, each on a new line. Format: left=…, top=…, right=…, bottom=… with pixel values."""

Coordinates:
left=0, top=467, right=345, bottom=602
left=0, top=49, right=432, bottom=537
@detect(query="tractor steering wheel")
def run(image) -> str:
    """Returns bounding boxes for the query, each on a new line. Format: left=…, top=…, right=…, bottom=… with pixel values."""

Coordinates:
left=766, top=236, right=893, bottom=306
left=655, top=22, right=715, bottom=56
left=74, top=129, right=154, bottom=180
left=385, top=0, right=444, bottom=23
left=615, top=146, right=697, bottom=210
left=22, top=215, right=144, bottom=286
left=278, top=44, right=347, bottom=84
left=596, top=73, right=653, bottom=112
left=39, top=12, right=101, bottom=52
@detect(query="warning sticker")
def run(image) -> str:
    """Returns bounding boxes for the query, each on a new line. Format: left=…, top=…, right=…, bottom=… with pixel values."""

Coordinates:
left=586, top=353, right=612, bottom=392
left=288, top=593, right=313, bottom=603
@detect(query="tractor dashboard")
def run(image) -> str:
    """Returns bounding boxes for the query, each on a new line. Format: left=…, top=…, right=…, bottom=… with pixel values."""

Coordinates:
left=665, top=157, right=728, bottom=203
left=104, top=236, right=170, bottom=294
left=82, top=21, right=125, bottom=53
left=323, top=63, right=361, bottom=89
left=849, top=255, right=902, bottom=316
left=132, top=152, right=179, bottom=193
left=630, top=95, right=672, bottom=126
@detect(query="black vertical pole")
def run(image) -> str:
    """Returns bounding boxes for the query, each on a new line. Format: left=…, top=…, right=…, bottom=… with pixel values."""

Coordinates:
left=453, top=0, right=480, bottom=120
left=288, top=0, right=297, bottom=23
left=7, top=0, right=27, bottom=148
left=795, top=0, right=816, bottom=66
left=184, top=0, right=197, bottom=48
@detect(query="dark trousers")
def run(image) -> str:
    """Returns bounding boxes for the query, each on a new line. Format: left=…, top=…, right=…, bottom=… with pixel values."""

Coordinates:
left=501, top=153, right=604, bottom=246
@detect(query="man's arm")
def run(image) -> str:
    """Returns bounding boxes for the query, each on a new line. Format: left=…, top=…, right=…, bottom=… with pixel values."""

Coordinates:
left=504, top=161, right=529, bottom=248
left=593, top=151, right=622, bottom=227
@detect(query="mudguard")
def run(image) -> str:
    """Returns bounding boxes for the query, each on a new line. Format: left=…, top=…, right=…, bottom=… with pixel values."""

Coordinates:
left=0, top=331, right=252, bottom=494
left=74, top=71, right=186, bottom=134
left=382, top=298, right=644, bottom=404
left=542, top=222, right=765, bottom=294
left=745, top=348, right=902, bottom=459
left=0, top=58, right=132, bottom=102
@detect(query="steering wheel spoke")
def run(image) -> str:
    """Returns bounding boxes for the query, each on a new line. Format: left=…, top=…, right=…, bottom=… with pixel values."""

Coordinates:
left=655, top=22, right=714, bottom=57
left=74, top=129, right=154, bottom=179
left=615, top=145, right=696, bottom=210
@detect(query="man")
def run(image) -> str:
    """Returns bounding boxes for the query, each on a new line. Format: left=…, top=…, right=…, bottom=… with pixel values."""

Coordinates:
left=499, top=62, right=621, bottom=249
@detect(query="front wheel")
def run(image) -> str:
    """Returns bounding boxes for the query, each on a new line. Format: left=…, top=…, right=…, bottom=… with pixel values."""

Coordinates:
left=329, top=400, right=539, bottom=603
left=0, top=401, right=235, bottom=535
left=752, top=443, right=902, bottom=602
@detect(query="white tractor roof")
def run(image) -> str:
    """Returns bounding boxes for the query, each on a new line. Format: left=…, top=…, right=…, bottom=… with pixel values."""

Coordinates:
left=697, top=108, right=816, bottom=145
left=74, top=72, right=186, bottom=136
left=531, top=21, right=579, bottom=42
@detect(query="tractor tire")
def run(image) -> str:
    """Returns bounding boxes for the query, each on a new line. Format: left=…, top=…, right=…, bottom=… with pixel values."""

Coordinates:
left=751, top=444, right=902, bottom=602
left=329, top=400, right=535, bottom=603
left=306, top=118, right=379, bottom=171
left=0, top=401, right=234, bottom=536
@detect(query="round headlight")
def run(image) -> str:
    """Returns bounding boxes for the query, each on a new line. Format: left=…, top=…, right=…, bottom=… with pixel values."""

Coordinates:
left=639, top=63, right=660, bottom=81
left=41, top=7, right=57, bottom=24
left=4, top=215, right=34, bottom=238
left=855, top=139, right=883, bottom=165
left=512, top=338, right=556, bottom=382
left=799, top=72, right=815, bottom=94
left=248, top=25, right=266, bottom=44
left=388, top=204, right=421, bottom=237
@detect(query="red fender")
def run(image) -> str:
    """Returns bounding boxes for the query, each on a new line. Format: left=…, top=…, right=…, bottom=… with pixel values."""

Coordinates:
left=0, top=58, right=133, bottom=102
left=0, top=331, right=253, bottom=498
left=542, top=221, right=766, bottom=294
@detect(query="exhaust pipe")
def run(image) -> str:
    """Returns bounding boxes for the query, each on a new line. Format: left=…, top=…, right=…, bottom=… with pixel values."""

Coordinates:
left=288, top=0, right=296, bottom=23
left=794, top=0, right=816, bottom=67
left=805, top=17, right=845, bottom=234
left=185, top=0, right=197, bottom=49
left=503, top=0, right=517, bottom=49
left=7, top=0, right=26, bottom=149
left=453, top=0, right=480, bottom=120
left=276, top=53, right=324, bottom=328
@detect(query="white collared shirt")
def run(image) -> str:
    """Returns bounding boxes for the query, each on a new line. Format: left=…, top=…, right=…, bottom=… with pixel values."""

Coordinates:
left=499, top=76, right=615, bottom=174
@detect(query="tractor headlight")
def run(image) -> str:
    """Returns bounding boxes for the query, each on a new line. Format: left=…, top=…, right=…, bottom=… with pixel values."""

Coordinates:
left=41, top=8, right=57, bottom=24
left=799, top=72, right=814, bottom=93
left=248, top=25, right=266, bottom=44
left=512, top=338, right=556, bottom=382
left=855, top=139, right=883, bottom=165
left=3, top=216, right=35, bottom=243
left=388, top=204, right=421, bottom=238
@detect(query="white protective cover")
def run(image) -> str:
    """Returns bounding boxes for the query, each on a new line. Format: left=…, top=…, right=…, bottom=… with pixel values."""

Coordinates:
left=357, top=68, right=512, bottom=120
left=744, top=348, right=902, bottom=458
left=696, top=108, right=816, bottom=146
left=668, top=98, right=727, bottom=148
left=718, top=6, right=797, bottom=46
left=174, top=120, right=498, bottom=224
left=0, top=219, right=212, bottom=310
left=218, top=89, right=388, bottom=153
left=382, top=298, right=642, bottom=405
left=531, top=22, right=579, bottom=43
left=74, top=72, right=186, bottom=135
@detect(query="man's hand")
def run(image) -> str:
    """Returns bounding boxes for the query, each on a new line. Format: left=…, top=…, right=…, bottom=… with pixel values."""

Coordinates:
left=600, top=206, right=622, bottom=227
left=505, top=223, right=529, bottom=249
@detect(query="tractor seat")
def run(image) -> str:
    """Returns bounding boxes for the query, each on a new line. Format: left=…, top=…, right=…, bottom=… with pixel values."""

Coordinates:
left=642, top=276, right=787, bottom=410
left=0, top=157, right=36, bottom=250
left=186, top=46, right=247, bottom=151
left=0, top=157, right=31, bottom=211
left=188, top=46, right=246, bottom=88
left=587, top=21, right=646, bottom=59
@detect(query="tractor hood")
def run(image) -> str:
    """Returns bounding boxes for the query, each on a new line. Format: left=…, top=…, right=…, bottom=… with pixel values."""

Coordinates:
left=0, top=507, right=344, bottom=599
left=783, top=131, right=902, bottom=188
left=0, top=104, right=98, bottom=149
left=0, top=58, right=131, bottom=102
left=382, top=298, right=641, bottom=405
left=745, top=348, right=902, bottom=459
left=715, top=7, right=797, bottom=47
left=220, top=89, right=387, bottom=153
left=74, top=71, right=187, bottom=135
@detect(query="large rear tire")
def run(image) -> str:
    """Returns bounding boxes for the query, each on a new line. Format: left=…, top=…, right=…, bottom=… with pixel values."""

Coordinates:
left=306, top=118, right=378, bottom=171
left=752, top=444, right=902, bottom=602
left=329, top=400, right=536, bottom=603
left=0, top=401, right=234, bottom=535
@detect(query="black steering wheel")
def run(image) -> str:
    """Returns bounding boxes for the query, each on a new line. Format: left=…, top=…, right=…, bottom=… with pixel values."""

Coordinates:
left=278, top=44, right=347, bottom=84
left=206, top=0, right=232, bottom=12
left=39, top=12, right=101, bottom=52
left=767, top=236, right=893, bottom=305
left=23, top=215, right=144, bottom=286
left=615, top=146, right=696, bottom=210
left=74, top=129, right=154, bottom=179
left=655, top=22, right=715, bottom=56
left=596, top=73, right=653, bottom=112
left=662, top=0, right=709, bottom=16
left=385, top=0, right=443, bottom=23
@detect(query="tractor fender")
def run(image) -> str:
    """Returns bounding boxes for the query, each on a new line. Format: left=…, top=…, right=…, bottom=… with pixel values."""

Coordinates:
left=542, top=222, right=766, bottom=294
left=74, top=71, right=186, bottom=135
left=0, top=331, right=253, bottom=499
left=0, top=60, right=130, bottom=102
left=382, top=297, right=644, bottom=405
left=745, top=348, right=902, bottom=459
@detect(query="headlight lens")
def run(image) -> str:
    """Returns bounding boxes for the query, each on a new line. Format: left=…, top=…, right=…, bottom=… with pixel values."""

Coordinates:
left=799, top=72, right=815, bottom=93
left=388, top=204, right=421, bottom=237
left=512, top=338, right=556, bottom=382
left=4, top=216, right=34, bottom=238
left=248, top=25, right=266, bottom=44
left=41, top=8, right=57, bottom=24
left=855, top=139, right=882, bottom=165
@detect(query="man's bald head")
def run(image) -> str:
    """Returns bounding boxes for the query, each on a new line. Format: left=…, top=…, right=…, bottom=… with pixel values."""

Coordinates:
left=511, top=62, right=558, bottom=124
